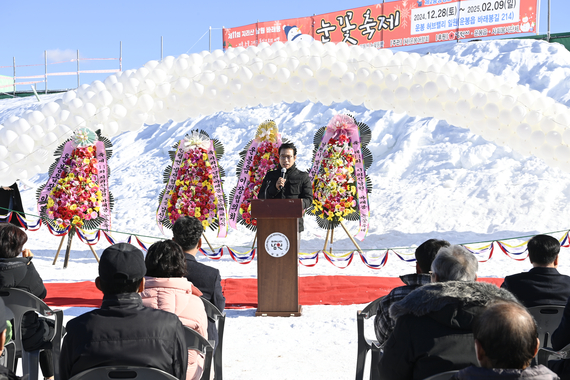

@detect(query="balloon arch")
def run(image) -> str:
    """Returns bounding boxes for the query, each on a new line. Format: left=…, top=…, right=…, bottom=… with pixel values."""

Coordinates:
left=1, top=39, right=570, bottom=185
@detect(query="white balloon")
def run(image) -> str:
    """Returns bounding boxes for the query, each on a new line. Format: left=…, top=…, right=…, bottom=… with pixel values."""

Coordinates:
left=384, top=74, right=399, bottom=90
left=469, top=107, right=485, bottom=122
left=354, top=82, right=367, bottom=95
left=524, top=110, right=542, bottom=125
left=394, top=87, right=409, bottom=101
left=501, top=95, right=516, bottom=109
left=41, top=102, right=60, bottom=117
left=190, top=82, right=205, bottom=97
left=61, top=91, right=77, bottom=104
left=0, top=129, right=18, bottom=146
left=263, top=63, right=278, bottom=77
left=511, top=105, right=527, bottom=123
left=42, top=132, right=58, bottom=148
left=289, top=76, right=304, bottom=92
left=15, top=134, right=35, bottom=154
left=253, top=75, right=269, bottom=89
left=305, top=78, right=319, bottom=93
left=530, top=130, right=545, bottom=146
left=174, top=77, right=190, bottom=93
left=26, top=111, right=45, bottom=125
left=380, top=89, right=395, bottom=105
left=110, top=82, right=124, bottom=98
left=239, top=67, right=254, bottom=83
left=445, top=88, right=460, bottom=102
left=331, top=61, right=348, bottom=77
left=457, top=100, right=471, bottom=116
left=555, top=145, right=570, bottom=162
left=112, top=104, right=128, bottom=119
left=546, top=131, right=562, bottom=146
left=472, top=92, right=487, bottom=108
left=286, top=57, right=300, bottom=72
left=413, top=71, right=428, bottom=85
left=410, top=84, right=423, bottom=100
left=423, top=81, right=438, bottom=99
left=484, top=103, right=500, bottom=119
left=29, top=125, right=45, bottom=141
left=138, top=94, right=154, bottom=112
left=123, top=78, right=140, bottom=93
left=516, top=123, right=532, bottom=139
left=499, top=110, right=512, bottom=125
left=107, top=121, right=120, bottom=136
left=0, top=146, right=7, bottom=160
left=155, top=83, right=171, bottom=98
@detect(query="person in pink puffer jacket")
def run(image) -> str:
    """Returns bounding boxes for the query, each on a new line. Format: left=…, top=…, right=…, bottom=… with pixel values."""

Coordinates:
left=141, top=240, right=208, bottom=380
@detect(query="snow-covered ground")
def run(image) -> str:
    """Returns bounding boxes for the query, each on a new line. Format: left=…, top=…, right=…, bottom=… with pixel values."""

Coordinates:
left=3, top=38, right=570, bottom=379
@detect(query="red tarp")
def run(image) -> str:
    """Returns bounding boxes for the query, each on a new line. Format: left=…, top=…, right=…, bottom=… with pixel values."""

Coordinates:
left=44, top=276, right=504, bottom=309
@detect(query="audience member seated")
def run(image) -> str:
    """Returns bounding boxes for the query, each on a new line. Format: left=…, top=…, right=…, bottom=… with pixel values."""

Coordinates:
left=378, top=245, right=518, bottom=380
left=59, top=243, right=188, bottom=380
left=173, top=216, right=225, bottom=348
left=452, top=301, right=558, bottom=379
left=141, top=240, right=208, bottom=380
left=501, top=234, right=570, bottom=307
left=0, top=297, right=20, bottom=380
left=374, top=238, right=449, bottom=346
left=0, top=224, right=55, bottom=380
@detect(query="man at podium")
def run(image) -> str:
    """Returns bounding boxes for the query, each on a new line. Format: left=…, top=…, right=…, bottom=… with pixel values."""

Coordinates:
left=258, top=142, right=312, bottom=231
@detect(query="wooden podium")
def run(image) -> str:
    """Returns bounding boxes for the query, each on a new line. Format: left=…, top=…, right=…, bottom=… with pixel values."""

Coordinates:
left=251, top=198, right=303, bottom=317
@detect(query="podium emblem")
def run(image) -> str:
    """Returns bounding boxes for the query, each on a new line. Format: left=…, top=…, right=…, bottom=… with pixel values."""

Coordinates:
left=265, top=232, right=290, bottom=258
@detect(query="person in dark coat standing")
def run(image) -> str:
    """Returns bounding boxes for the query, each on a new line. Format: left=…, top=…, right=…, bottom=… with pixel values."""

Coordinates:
left=257, top=142, right=313, bottom=232
left=172, top=216, right=225, bottom=349
left=501, top=234, right=570, bottom=307
left=59, top=243, right=187, bottom=380
left=0, top=183, right=26, bottom=229
left=452, top=301, right=558, bottom=380
left=378, top=245, right=518, bottom=380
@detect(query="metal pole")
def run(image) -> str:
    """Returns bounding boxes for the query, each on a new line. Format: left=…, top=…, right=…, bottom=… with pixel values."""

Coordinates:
left=44, top=50, right=48, bottom=94
left=77, top=50, right=80, bottom=88
left=119, top=41, right=122, bottom=72
left=12, top=57, right=15, bottom=96
left=209, top=27, right=212, bottom=52
left=546, top=0, right=550, bottom=42
left=161, top=36, right=163, bottom=60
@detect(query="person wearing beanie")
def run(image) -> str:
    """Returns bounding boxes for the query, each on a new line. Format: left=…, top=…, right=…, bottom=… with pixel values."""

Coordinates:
left=59, top=243, right=188, bottom=380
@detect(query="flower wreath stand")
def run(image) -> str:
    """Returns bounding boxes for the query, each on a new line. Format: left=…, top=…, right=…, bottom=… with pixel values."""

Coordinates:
left=157, top=130, right=228, bottom=246
left=307, top=114, right=373, bottom=253
left=37, top=128, right=114, bottom=268
left=228, top=120, right=288, bottom=249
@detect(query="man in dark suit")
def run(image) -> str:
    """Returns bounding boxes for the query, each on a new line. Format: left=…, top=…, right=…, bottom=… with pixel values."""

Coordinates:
left=172, top=216, right=225, bottom=348
left=258, top=142, right=312, bottom=232
left=501, top=234, right=570, bottom=307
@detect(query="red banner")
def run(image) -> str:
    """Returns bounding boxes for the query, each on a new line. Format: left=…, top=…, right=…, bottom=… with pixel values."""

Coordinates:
left=223, top=0, right=538, bottom=50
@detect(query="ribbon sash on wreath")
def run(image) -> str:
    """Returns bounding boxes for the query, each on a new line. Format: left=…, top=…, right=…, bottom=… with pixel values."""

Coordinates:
left=308, top=116, right=370, bottom=241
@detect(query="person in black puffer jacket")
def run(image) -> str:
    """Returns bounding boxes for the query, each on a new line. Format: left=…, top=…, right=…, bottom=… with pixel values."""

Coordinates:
left=0, top=224, right=55, bottom=380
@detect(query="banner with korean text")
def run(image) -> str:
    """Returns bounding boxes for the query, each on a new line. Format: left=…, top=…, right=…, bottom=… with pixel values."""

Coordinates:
left=223, top=0, right=539, bottom=50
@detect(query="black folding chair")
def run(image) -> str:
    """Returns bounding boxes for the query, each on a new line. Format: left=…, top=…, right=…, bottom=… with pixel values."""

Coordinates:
left=184, top=326, right=213, bottom=380
left=528, top=305, right=565, bottom=348
left=0, top=288, right=64, bottom=380
left=537, top=343, right=570, bottom=366
left=68, top=366, right=179, bottom=380
left=355, top=297, right=384, bottom=380
left=201, top=296, right=226, bottom=380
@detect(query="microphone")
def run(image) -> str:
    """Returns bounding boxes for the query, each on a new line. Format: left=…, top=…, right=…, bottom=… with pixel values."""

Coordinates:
left=279, top=168, right=287, bottom=199
left=281, top=167, right=287, bottom=179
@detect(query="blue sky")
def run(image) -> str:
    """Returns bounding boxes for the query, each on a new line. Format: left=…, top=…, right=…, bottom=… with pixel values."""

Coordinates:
left=0, top=0, right=563, bottom=91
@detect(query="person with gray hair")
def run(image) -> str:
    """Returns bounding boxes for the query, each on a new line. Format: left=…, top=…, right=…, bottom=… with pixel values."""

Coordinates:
left=431, top=244, right=478, bottom=282
left=378, top=245, right=518, bottom=380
